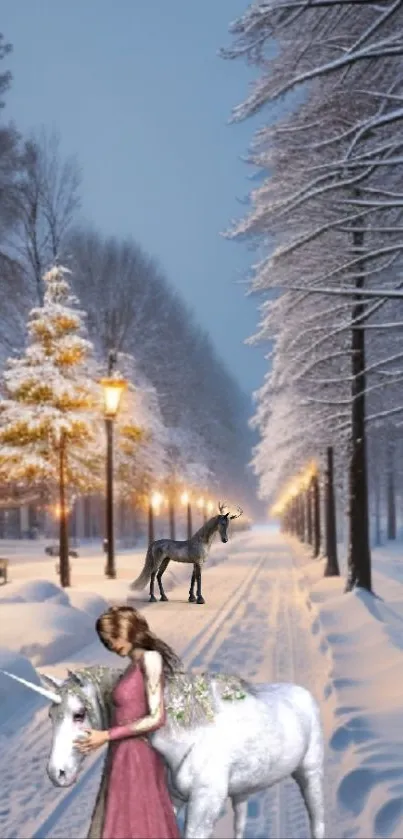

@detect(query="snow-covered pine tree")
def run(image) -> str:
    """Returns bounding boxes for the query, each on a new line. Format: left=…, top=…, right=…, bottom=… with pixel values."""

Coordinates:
left=0, top=264, right=102, bottom=586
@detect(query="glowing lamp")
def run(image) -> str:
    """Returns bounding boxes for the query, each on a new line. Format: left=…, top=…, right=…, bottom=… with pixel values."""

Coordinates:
left=151, top=491, right=163, bottom=511
left=100, top=376, right=127, bottom=419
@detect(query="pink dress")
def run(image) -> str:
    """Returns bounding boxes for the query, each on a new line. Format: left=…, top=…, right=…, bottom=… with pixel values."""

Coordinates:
left=101, top=660, right=181, bottom=839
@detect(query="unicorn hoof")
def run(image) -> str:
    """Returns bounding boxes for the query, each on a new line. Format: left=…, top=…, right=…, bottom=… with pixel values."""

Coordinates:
left=188, top=594, right=196, bottom=603
left=149, top=595, right=157, bottom=602
left=160, top=594, right=169, bottom=602
left=196, top=596, right=205, bottom=605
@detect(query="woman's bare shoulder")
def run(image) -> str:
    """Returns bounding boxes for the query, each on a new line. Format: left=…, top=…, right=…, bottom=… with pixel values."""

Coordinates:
left=142, top=649, right=163, bottom=678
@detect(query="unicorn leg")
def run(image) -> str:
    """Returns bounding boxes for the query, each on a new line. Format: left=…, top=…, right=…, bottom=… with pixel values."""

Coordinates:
left=195, top=564, right=205, bottom=605
left=232, top=796, right=248, bottom=839
left=149, top=571, right=157, bottom=602
left=157, top=558, right=170, bottom=601
left=293, top=767, right=325, bottom=839
left=188, top=567, right=197, bottom=603
left=184, top=783, right=226, bottom=839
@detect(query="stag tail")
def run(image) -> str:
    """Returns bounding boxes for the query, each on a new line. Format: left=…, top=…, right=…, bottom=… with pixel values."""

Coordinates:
left=130, top=544, right=154, bottom=590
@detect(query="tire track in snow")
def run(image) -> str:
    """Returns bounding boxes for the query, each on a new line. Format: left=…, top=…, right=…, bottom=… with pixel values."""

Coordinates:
left=0, top=707, right=63, bottom=839
left=272, top=563, right=313, bottom=839
left=197, top=543, right=325, bottom=839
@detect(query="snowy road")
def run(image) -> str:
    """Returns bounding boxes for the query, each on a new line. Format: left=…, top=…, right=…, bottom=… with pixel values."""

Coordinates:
left=0, top=528, right=339, bottom=838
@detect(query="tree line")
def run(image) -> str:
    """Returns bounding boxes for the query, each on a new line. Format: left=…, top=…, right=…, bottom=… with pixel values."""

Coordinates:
left=0, top=32, right=255, bottom=516
left=223, top=0, right=403, bottom=590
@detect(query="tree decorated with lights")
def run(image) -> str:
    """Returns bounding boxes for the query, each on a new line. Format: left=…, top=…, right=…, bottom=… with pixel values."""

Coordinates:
left=0, top=265, right=102, bottom=586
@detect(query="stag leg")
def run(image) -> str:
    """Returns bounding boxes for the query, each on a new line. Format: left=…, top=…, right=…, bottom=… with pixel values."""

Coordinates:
left=195, top=564, right=205, bottom=605
left=149, top=572, right=157, bottom=602
left=188, top=567, right=197, bottom=603
left=157, top=558, right=170, bottom=601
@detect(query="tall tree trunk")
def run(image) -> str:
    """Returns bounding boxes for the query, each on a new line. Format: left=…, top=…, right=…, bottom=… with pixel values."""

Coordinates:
left=374, top=474, right=381, bottom=547
left=297, top=493, right=305, bottom=542
left=386, top=439, right=396, bottom=541
left=324, top=447, right=339, bottom=577
left=345, top=216, right=372, bottom=592
left=313, top=474, right=321, bottom=558
left=59, top=433, right=70, bottom=588
left=306, top=483, right=313, bottom=547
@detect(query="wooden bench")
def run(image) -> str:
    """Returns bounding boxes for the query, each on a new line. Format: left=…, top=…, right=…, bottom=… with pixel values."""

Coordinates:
left=0, top=558, right=9, bottom=584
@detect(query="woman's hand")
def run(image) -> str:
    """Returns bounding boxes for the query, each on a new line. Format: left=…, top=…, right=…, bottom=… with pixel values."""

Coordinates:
left=74, top=728, right=109, bottom=754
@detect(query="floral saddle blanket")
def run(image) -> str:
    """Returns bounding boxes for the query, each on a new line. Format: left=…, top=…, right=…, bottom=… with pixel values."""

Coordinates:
left=164, top=670, right=253, bottom=729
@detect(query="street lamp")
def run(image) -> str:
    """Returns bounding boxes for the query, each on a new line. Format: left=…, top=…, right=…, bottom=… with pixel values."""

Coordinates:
left=100, top=354, right=127, bottom=579
left=181, top=491, right=192, bottom=540
left=196, top=496, right=207, bottom=524
left=148, top=491, right=164, bottom=545
left=168, top=486, right=176, bottom=540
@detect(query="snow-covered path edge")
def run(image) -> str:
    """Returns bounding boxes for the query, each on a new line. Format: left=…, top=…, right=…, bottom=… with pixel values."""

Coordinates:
left=290, top=537, right=403, bottom=839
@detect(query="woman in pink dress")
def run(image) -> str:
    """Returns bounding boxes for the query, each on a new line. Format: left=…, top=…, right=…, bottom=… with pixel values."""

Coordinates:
left=75, top=605, right=181, bottom=839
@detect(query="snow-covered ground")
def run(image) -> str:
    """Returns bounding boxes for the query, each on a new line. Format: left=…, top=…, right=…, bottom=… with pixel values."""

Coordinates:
left=291, top=538, right=403, bottom=839
left=1, top=529, right=403, bottom=837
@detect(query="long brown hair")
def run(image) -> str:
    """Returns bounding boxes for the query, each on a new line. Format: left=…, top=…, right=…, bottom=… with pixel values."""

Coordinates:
left=95, top=605, right=182, bottom=677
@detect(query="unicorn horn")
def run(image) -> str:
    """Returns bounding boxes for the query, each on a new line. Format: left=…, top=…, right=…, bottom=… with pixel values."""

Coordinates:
left=0, top=669, right=61, bottom=704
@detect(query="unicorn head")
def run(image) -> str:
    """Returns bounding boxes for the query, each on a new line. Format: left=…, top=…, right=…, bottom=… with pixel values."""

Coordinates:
left=1, top=667, right=106, bottom=787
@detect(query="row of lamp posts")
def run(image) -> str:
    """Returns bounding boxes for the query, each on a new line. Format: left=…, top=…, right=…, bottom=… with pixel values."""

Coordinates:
left=148, top=490, right=213, bottom=545
left=276, top=446, right=340, bottom=578
left=56, top=349, right=217, bottom=585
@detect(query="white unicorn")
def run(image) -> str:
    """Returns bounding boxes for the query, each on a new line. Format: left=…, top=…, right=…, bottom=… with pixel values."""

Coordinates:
left=0, top=666, right=325, bottom=839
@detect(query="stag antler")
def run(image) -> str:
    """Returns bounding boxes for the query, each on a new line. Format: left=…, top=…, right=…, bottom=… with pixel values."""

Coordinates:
left=218, top=500, right=227, bottom=514
left=230, top=506, right=243, bottom=520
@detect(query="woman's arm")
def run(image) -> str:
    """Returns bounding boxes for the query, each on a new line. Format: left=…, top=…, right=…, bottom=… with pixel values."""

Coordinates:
left=108, top=650, right=166, bottom=742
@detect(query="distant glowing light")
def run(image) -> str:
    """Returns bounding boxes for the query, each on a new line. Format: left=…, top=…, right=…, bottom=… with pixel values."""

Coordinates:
left=151, top=491, right=163, bottom=510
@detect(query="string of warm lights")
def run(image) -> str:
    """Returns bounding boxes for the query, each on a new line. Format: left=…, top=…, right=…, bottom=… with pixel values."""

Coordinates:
left=270, top=460, right=318, bottom=518
left=147, top=489, right=216, bottom=516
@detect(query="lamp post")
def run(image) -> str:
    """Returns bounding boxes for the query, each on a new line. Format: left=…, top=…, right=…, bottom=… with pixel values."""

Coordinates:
left=148, top=491, right=163, bottom=545
left=196, top=496, right=206, bottom=524
left=168, top=493, right=176, bottom=540
left=181, top=491, right=192, bottom=540
left=101, top=352, right=127, bottom=579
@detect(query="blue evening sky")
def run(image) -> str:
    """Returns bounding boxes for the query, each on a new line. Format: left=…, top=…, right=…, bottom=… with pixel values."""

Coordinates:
left=3, top=0, right=272, bottom=398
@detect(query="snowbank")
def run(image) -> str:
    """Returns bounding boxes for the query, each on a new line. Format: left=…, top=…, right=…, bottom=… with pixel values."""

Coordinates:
left=294, top=544, right=403, bottom=839
left=0, top=579, right=108, bottom=666
left=63, top=590, right=109, bottom=618
left=0, top=578, right=70, bottom=605
left=0, top=647, right=47, bottom=721
left=0, top=602, right=98, bottom=666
